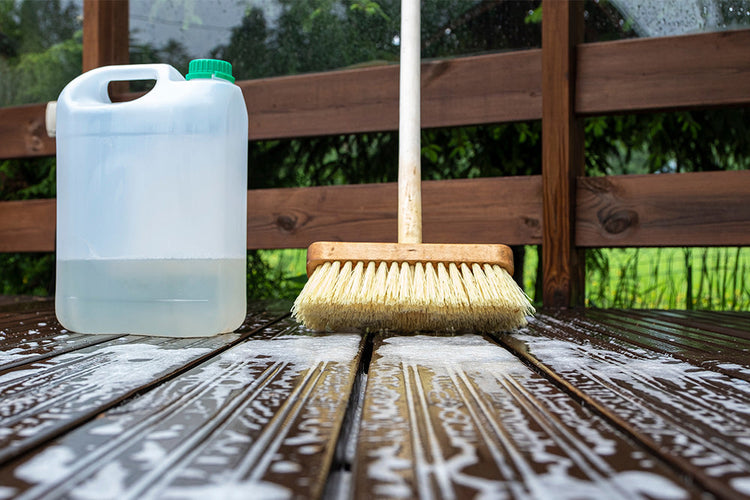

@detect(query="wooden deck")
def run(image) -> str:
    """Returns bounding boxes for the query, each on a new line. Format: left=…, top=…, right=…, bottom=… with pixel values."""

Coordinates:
left=0, top=300, right=748, bottom=499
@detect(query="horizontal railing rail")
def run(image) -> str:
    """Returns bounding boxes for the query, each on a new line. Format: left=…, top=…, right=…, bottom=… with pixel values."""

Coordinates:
left=2, top=170, right=748, bottom=252
left=2, top=29, right=749, bottom=159
left=0, top=0, right=748, bottom=307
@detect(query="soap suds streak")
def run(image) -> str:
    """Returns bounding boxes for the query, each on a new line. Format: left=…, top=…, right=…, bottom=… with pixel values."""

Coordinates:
left=0, top=340, right=215, bottom=462
left=512, top=327, right=750, bottom=497
left=115, top=361, right=295, bottom=500
left=7, top=333, right=361, bottom=500
left=11, top=350, right=271, bottom=499
left=357, top=335, right=690, bottom=499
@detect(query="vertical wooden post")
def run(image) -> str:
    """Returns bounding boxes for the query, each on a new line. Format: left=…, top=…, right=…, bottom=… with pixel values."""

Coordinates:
left=541, top=0, right=585, bottom=308
left=83, top=0, right=129, bottom=72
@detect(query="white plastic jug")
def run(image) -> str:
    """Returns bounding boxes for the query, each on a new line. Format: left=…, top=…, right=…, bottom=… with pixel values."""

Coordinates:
left=55, top=59, right=248, bottom=337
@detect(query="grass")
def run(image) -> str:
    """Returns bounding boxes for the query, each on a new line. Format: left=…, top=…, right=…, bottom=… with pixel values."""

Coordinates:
left=585, top=247, right=749, bottom=310
left=256, top=246, right=750, bottom=311
left=254, top=248, right=308, bottom=300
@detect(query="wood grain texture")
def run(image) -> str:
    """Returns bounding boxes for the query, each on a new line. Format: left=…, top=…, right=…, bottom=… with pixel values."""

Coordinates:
left=0, top=301, right=122, bottom=371
left=0, top=49, right=540, bottom=159
left=541, top=0, right=585, bottom=308
left=577, top=309, right=750, bottom=379
left=1, top=301, right=750, bottom=498
left=0, top=199, right=55, bottom=252
left=497, top=311, right=750, bottom=500
left=0, top=318, right=364, bottom=500
left=576, top=170, right=750, bottom=247
left=354, top=333, right=700, bottom=499
left=241, top=50, right=542, bottom=140
left=247, top=176, right=543, bottom=249
left=1, top=170, right=747, bottom=253
left=0, top=176, right=541, bottom=254
left=577, top=29, right=750, bottom=114
left=82, top=0, right=129, bottom=72
left=0, top=304, right=285, bottom=466
left=0, top=104, right=55, bottom=159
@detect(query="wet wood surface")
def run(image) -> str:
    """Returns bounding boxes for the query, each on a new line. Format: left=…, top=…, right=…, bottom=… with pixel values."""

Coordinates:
left=355, top=333, right=701, bottom=499
left=496, top=309, right=750, bottom=500
left=1, top=300, right=749, bottom=499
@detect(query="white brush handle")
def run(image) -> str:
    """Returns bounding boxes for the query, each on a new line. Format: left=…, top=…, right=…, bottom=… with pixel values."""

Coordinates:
left=398, top=0, right=422, bottom=244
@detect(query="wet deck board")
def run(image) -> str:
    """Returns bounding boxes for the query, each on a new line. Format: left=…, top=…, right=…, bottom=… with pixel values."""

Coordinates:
left=497, top=310, right=750, bottom=499
left=0, top=318, right=365, bottom=499
left=0, top=302, right=124, bottom=371
left=1, top=302, right=749, bottom=499
left=0, top=303, right=286, bottom=465
left=354, top=333, right=702, bottom=499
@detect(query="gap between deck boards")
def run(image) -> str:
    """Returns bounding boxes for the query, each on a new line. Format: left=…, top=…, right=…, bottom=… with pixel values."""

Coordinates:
left=322, top=332, right=374, bottom=499
left=325, top=326, right=707, bottom=499
left=3, top=305, right=748, bottom=499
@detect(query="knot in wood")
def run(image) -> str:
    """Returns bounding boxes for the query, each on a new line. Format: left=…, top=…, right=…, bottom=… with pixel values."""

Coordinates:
left=523, top=217, right=540, bottom=230
left=600, top=209, right=638, bottom=235
left=276, top=214, right=298, bottom=232
left=26, top=119, right=45, bottom=152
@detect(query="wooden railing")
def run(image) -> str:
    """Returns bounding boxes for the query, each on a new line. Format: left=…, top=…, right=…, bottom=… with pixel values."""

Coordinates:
left=0, top=0, right=748, bottom=307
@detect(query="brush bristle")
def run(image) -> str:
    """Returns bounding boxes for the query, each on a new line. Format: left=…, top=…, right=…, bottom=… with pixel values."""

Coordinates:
left=291, top=260, right=535, bottom=332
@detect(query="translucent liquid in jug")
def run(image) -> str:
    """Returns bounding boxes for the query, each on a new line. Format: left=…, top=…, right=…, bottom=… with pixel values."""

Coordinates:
left=56, top=258, right=246, bottom=336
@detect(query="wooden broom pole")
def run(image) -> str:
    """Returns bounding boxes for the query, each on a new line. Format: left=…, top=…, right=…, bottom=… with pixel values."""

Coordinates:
left=398, top=0, right=422, bottom=245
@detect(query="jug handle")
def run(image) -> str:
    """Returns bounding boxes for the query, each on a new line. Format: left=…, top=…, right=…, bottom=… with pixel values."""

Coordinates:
left=63, top=64, right=184, bottom=105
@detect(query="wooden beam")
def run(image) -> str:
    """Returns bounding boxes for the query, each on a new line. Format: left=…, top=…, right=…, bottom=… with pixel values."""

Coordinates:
left=82, top=0, right=129, bottom=72
left=242, top=50, right=542, bottom=140
left=577, top=29, right=750, bottom=114
left=0, top=104, right=55, bottom=159
left=0, top=199, right=56, bottom=252
left=0, top=177, right=543, bottom=254
left=5, top=28, right=750, bottom=158
left=576, top=170, right=750, bottom=247
left=247, top=176, right=543, bottom=250
left=0, top=172, right=747, bottom=252
left=541, top=0, right=585, bottom=308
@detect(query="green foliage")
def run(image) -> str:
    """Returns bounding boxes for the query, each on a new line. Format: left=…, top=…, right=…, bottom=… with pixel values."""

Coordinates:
left=0, top=253, right=55, bottom=296
left=0, top=157, right=55, bottom=200
left=0, top=0, right=79, bottom=59
left=252, top=249, right=308, bottom=300
left=0, top=0, right=748, bottom=310
left=3, top=33, right=82, bottom=105
left=245, top=250, right=307, bottom=301
left=213, top=0, right=401, bottom=80
left=586, top=110, right=750, bottom=176
left=585, top=247, right=750, bottom=310
left=0, top=0, right=82, bottom=106
left=0, top=155, right=57, bottom=299
left=350, top=0, right=391, bottom=21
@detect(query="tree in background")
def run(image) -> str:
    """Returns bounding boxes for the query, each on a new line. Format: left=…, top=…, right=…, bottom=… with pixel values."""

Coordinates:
left=0, top=0, right=83, bottom=295
left=0, top=0, right=748, bottom=308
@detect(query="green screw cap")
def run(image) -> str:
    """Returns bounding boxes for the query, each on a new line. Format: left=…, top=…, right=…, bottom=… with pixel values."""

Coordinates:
left=186, top=59, right=235, bottom=83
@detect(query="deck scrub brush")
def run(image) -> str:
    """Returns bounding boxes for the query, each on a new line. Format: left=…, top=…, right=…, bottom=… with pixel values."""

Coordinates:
left=291, top=0, right=534, bottom=332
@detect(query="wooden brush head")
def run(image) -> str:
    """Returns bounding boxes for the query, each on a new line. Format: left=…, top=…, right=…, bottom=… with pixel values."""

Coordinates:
left=306, top=241, right=514, bottom=277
